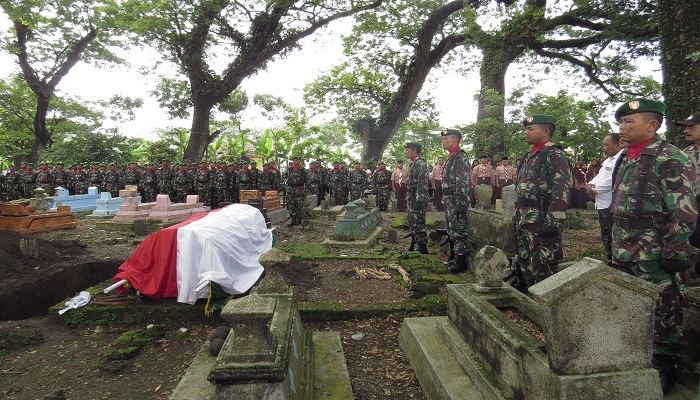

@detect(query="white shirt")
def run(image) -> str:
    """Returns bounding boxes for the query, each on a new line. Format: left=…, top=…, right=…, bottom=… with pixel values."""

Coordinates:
left=588, top=149, right=624, bottom=209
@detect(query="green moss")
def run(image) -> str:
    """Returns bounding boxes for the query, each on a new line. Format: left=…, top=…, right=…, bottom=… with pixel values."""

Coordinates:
left=99, top=347, right=140, bottom=362
left=100, top=326, right=166, bottom=364
left=0, top=328, right=44, bottom=355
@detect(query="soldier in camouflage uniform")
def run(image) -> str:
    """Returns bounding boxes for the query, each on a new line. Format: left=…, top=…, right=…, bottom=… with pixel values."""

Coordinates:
left=36, top=163, right=52, bottom=192
left=372, top=161, right=392, bottom=211
left=512, top=114, right=571, bottom=288
left=610, top=99, right=697, bottom=394
left=102, top=163, right=121, bottom=198
left=4, top=164, right=21, bottom=200
left=87, top=162, right=103, bottom=192
left=285, top=156, right=307, bottom=225
left=195, top=161, right=211, bottom=206
left=405, top=142, right=430, bottom=254
left=440, top=129, right=471, bottom=273
left=259, top=163, right=274, bottom=197
left=51, top=162, right=69, bottom=195
left=330, top=161, right=347, bottom=205
left=172, top=164, right=189, bottom=203
left=307, top=161, right=322, bottom=206
left=214, top=161, right=230, bottom=207
left=237, top=160, right=256, bottom=192
left=71, top=163, right=89, bottom=194
left=348, top=162, right=367, bottom=201
left=141, top=163, right=158, bottom=202
left=0, top=168, right=5, bottom=201
left=124, top=162, right=141, bottom=188
left=157, top=160, right=175, bottom=201
left=20, top=163, right=38, bottom=199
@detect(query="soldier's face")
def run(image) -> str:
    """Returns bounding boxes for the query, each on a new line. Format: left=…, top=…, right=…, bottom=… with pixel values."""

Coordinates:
left=404, top=147, right=416, bottom=159
left=441, top=134, right=458, bottom=150
left=618, top=113, right=658, bottom=144
left=683, top=124, right=700, bottom=145
left=524, top=124, right=548, bottom=144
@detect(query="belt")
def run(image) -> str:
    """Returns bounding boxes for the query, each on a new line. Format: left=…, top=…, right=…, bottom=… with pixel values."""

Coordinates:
left=614, top=216, right=664, bottom=230
left=518, top=199, right=539, bottom=207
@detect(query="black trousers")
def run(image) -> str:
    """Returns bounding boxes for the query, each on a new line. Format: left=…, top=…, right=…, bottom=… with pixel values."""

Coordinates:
left=598, top=208, right=613, bottom=265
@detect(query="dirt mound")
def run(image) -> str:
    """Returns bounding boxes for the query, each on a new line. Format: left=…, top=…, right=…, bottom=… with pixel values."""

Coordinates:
left=0, top=231, right=87, bottom=278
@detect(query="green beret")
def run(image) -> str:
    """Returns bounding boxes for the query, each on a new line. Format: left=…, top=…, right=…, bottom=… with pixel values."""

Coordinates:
left=378, top=160, right=386, bottom=165
left=405, top=141, right=421, bottom=149
left=614, top=98, right=665, bottom=121
left=291, top=156, right=301, bottom=161
left=523, top=114, right=557, bottom=127
left=441, top=128, right=461, bottom=138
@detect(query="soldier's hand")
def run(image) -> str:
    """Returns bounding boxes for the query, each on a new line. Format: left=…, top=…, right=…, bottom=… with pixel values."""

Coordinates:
left=659, top=258, right=693, bottom=273
left=454, top=204, right=466, bottom=216
left=537, top=224, right=559, bottom=238
left=413, top=201, right=425, bottom=211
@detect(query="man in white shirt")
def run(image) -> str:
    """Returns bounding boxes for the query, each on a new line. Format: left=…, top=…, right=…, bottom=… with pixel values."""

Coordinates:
left=586, top=133, right=626, bottom=265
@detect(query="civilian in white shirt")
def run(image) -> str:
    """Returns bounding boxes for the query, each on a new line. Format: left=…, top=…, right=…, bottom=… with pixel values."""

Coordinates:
left=586, top=133, right=626, bottom=265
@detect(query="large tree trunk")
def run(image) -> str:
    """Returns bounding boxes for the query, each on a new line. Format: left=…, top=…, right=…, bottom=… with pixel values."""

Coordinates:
left=659, top=0, right=700, bottom=145
left=27, top=94, right=52, bottom=164
left=182, top=102, right=215, bottom=163
left=356, top=119, right=393, bottom=163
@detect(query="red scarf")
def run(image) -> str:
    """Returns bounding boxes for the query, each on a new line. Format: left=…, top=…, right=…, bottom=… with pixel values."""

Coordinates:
left=531, top=141, right=547, bottom=154
left=627, top=136, right=655, bottom=160
left=447, top=146, right=460, bottom=156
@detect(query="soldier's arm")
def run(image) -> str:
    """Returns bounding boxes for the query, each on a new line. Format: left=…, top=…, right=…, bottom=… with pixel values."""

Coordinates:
left=456, top=155, right=470, bottom=208
left=546, top=151, right=571, bottom=226
left=660, top=156, right=698, bottom=260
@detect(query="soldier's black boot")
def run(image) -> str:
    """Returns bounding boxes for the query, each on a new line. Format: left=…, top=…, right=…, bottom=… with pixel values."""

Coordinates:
left=443, top=247, right=455, bottom=267
left=449, top=253, right=468, bottom=274
left=417, top=242, right=429, bottom=254
left=652, top=355, right=677, bottom=394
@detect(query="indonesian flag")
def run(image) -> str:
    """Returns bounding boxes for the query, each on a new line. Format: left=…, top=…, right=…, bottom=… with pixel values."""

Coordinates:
left=114, top=204, right=273, bottom=304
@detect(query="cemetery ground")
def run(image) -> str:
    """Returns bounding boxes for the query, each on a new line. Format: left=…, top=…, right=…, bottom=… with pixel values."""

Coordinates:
left=0, top=208, right=606, bottom=399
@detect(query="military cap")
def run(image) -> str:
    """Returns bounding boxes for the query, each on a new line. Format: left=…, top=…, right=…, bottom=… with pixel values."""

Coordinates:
left=501, top=156, right=509, bottom=161
left=405, top=141, right=421, bottom=149
left=396, top=159, right=404, bottom=164
left=291, top=156, right=301, bottom=161
left=479, top=155, right=487, bottom=159
left=377, top=160, right=386, bottom=165
left=614, top=98, right=665, bottom=121
left=675, top=111, right=700, bottom=127
left=523, top=114, right=557, bottom=127
left=441, top=128, right=461, bottom=138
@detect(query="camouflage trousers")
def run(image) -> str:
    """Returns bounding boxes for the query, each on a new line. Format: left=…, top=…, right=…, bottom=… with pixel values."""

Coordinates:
left=195, top=184, right=210, bottom=206
left=6, top=185, right=21, bottom=201
left=102, top=182, right=119, bottom=198
left=375, top=185, right=391, bottom=211
left=515, top=223, right=563, bottom=287
left=73, top=182, right=88, bottom=195
left=613, top=260, right=686, bottom=358
left=142, top=185, right=157, bottom=203
left=174, top=187, right=188, bottom=203
left=350, top=185, right=364, bottom=202
left=307, top=184, right=320, bottom=206
left=406, top=197, right=427, bottom=245
left=332, top=186, right=347, bottom=206
left=286, top=186, right=305, bottom=222
left=443, top=196, right=468, bottom=254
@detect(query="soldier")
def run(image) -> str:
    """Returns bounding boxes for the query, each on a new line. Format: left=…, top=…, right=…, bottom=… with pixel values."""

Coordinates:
left=157, top=160, right=175, bottom=201
left=259, top=163, right=273, bottom=197
left=237, top=160, right=256, bottom=191
left=71, top=162, right=89, bottom=194
left=172, top=163, right=189, bottom=203
left=348, top=161, right=367, bottom=201
left=124, top=162, right=141, bottom=188
left=0, top=166, right=5, bottom=201
left=20, top=163, right=37, bottom=199
left=102, top=163, right=121, bottom=198
left=330, top=161, right=348, bottom=206
left=51, top=162, right=69, bottom=195
left=611, top=99, right=697, bottom=394
left=4, top=164, right=21, bottom=200
left=285, top=156, right=307, bottom=226
left=678, top=111, right=700, bottom=252
left=306, top=161, right=321, bottom=205
left=250, top=160, right=260, bottom=191
left=36, top=162, right=52, bottom=192
left=405, top=142, right=430, bottom=254
left=213, top=161, right=230, bottom=207
left=141, top=163, right=158, bottom=202
left=372, top=161, right=392, bottom=211
left=227, top=162, right=239, bottom=203
left=512, top=114, right=571, bottom=288
left=195, top=161, right=211, bottom=206
left=87, top=162, right=103, bottom=192
left=440, top=129, right=471, bottom=273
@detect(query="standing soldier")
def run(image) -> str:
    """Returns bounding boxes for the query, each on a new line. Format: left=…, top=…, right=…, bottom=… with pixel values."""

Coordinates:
left=348, top=161, right=367, bottom=201
left=440, top=129, right=471, bottom=273
left=319, top=160, right=330, bottom=201
left=87, top=162, right=103, bottom=192
left=405, top=142, right=430, bottom=254
left=611, top=99, right=697, bottom=394
left=237, top=160, right=256, bottom=191
left=259, top=163, right=273, bottom=197
left=124, top=162, right=141, bottom=188
left=285, top=156, right=307, bottom=226
left=5, top=164, right=21, bottom=200
left=227, top=162, right=239, bottom=203
left=307, top=161, right=323, bottom=206
left=330, top=161, right=348, bottom=205
left=72, top=162, right=89, bottom=194
left=173, top=163, right=189, bottom=203
left=214, top=161, right=230, bottom=207
left=20, top=163, right=37, bottom=199
left=372, top=161, right=393, bottom=211
left=141, top=163, right=158, bottom=202
left=36, top=162, right=52, bottom=192
left=250, top=160, right=260, bottom=191
left=431, top=157, right=445, bottom=211
left=102, top=163, right=121, bottom=198
left=512, top=114, right=571, bottom=288
left=157, top=160, right=175, bottom=201
left=51, top=162, right=69, bottom=195
left=195, top=161, right=211, bottom=206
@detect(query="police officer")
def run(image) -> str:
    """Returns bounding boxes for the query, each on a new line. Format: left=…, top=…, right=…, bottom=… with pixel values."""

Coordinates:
left=512, top=114, right=571, bottom=288
left=611, top=99, right=697, bottom=394
left=405, top=142, right=430, bottom=254
left=285, top=156, right=307, bottom=226
left=440, top=129, right=471, bottom=273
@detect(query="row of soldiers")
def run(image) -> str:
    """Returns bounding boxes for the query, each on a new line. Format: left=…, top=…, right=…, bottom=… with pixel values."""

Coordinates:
left=306, top=160, right=394, bottom=211
left=0, top=160, right=283, bottom=207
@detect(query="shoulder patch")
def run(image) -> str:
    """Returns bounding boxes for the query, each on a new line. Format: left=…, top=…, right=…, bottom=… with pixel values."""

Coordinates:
left=662, top=159, right=684, bottom=191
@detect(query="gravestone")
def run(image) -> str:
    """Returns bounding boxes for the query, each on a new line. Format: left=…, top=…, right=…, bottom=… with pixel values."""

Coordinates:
left=501, top=184, right=516, bottom=219
left=474, top=184, right=493, bottom=210
left=323, top=199, right=382, bottom=248
left=28, top=187, right=53, bottom=211
left=50, top=187, right=100, bottom=212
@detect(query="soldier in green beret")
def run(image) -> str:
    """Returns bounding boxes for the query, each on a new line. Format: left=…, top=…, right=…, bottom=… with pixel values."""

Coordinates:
left=611, top=99, right=697, bottom=394
left=440, top=129, right=471, bottom=272
left=511, top=114, right=571, bottom=288
left=405, top=142, right=430, bottom=253
left=372, top=161, right=393, bottom=211
left=285, top=156, right=307, bottom=225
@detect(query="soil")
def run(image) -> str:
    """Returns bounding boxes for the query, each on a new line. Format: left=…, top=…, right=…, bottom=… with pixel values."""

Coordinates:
left=0, top=206, right=603, bottom=400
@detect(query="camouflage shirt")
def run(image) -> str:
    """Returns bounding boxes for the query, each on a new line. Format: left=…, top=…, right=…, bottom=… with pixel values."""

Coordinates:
left=513, top=141, right=571, bottom=228
left=441, top=148, right=470, bottom=207
left=611, top=136, right=697, bottom=262
left=407, top=156, right=430, bottom=204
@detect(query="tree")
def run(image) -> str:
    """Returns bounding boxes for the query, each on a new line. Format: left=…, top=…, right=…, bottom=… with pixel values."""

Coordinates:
left=118, top=0, right=384, bottom=163
left=0, top=0, right=122, bottom=163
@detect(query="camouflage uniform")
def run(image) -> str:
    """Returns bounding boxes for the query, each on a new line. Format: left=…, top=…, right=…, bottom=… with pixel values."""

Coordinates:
left=330, top=167, right=347, bottom=205
left=611, top=136, right=697, bottom=359
left=71, top=168, right=89, bottom=195
left=259, top=167, right=273, bottom=197
left=238, top=168, right=256, bottom=191
left=308, top=165, right=323, bottom=205
left=285, top=164, right=307, bottom=225
left=102, top=169, right=121, bottom=198
left=348, top=167, right=367, bottom=201
left=513, top=141, right=571, bottom=287
left=0, top=173, right=5, bottom=201
left=141, top=169, right=158, bottom=202
left=173, top=169, right=189, bottom=203
left=228, top=166, right=239, bottom=203
left=5, top=168, right=21, bottom=200
left=20, top=168, right=37, bottom=199
left=87, top=167, right=103, bottom=192
left=36, top=167, right=52, bottom=192
left=442, top=147, right=471, bottom=256
left=123, top=167, right=141, bottom=188
left=407, top=156, right=430, bottom=247
left=157, top=165, right=175, bottom=201
left=51, top=167, right=70, bottom=195
left=372, top=167, right=392, bottom=211
left=214, top=167, right=230, bottom=206
left=195, top=166, right=211, bottom=206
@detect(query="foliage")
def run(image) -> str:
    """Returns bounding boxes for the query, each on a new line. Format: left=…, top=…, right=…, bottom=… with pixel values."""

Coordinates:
left=43, top=131, right=143, bottom=166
